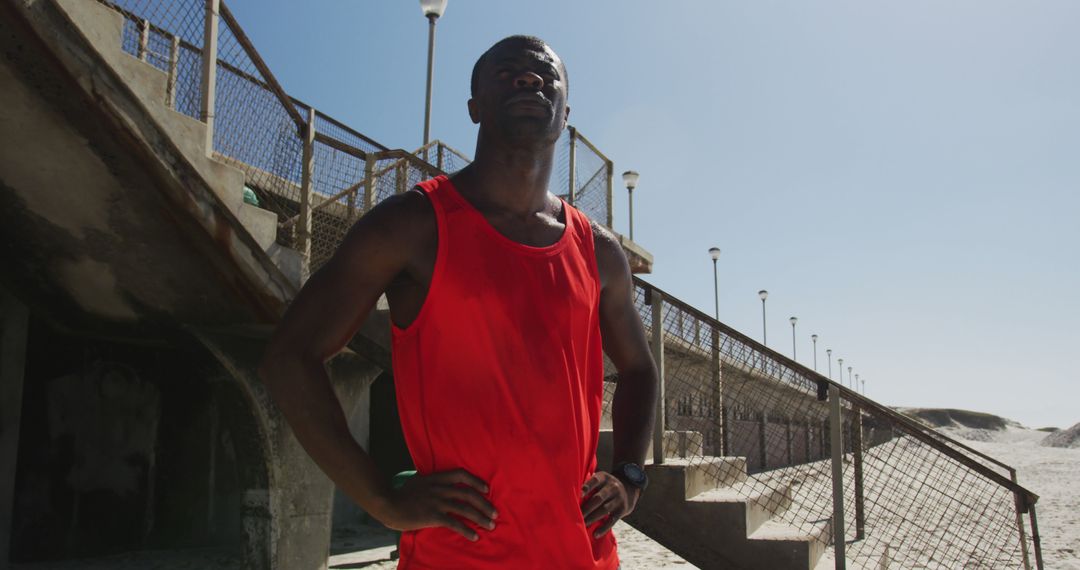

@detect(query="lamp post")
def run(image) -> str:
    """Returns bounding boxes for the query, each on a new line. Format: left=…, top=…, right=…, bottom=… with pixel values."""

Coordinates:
left=789, top=317, right=798, bottom=360
left=837, top=358, right=844, bottom=386
left=826, top=349, right=832, bottom=379
left=855, top=373, right=860, bottom=394
left=420, top=0, right=447, bottom=147
left=811, top=334, right=819, bottom=371
left=709, top=247, right=721, bottom=320
left=758, top=290, right=769, bottom=345
left=861, top=378, right=866, bottom=394
left=848, top=366, right=853, bottom=389
left=623, top=171, right=639, bottom=240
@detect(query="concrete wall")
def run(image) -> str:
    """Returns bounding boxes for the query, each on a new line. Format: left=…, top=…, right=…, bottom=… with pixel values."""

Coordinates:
left=602, top=340, right=849, bottom=473
left=9, top=322, right=269, bottom=563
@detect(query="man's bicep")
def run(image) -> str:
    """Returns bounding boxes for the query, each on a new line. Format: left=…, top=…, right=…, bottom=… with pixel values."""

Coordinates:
left=597, top=241, right=653, bottom=375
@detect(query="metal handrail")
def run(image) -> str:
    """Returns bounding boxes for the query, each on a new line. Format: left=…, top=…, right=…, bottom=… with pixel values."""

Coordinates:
left=635, top=275, right=1039, bottom=505
left=216, top=2, right=304, bottom=134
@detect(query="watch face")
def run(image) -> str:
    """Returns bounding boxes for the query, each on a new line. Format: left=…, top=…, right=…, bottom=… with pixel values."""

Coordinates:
left=623, top=463, right=646, bottom=485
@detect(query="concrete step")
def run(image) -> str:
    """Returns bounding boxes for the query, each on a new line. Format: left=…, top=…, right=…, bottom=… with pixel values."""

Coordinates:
left=748, top=519, right=831, bottom=570
left=690, top=482, right=793, bottom=537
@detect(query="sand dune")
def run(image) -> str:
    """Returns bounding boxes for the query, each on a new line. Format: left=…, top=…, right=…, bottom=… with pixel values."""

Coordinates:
left=1041, top=422, right=1080, bottom=449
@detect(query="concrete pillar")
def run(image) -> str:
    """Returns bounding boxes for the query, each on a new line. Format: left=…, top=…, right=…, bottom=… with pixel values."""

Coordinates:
left=0, top=291, right=29, bottom=569
left=190, top=329, right=381, bottom=570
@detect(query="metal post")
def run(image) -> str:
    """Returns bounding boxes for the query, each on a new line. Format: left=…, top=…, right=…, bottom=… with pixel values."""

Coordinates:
left=437, top=144, right=445, bottom=172
left=605, top=161, right=614, bottom=229
left=721, top=405, right=731, bottom=457
left=1029, top=502, right=1044, bottom=570
left=785, top=418, right=793, bottom=466
left=829, top=384, right=847, bottom=569
left=758, top=411, right=768, bottom=471
left=166, top=35, right=180, bottom=109
left=567, top=126, right=577, bottom=206
left=1012, top=480, right=1032, bottom=570
left=396, top=162, right=408, bottom=195
left=298, top=107, right=316, bottom=281
left=761, top=298, right=767, bottom=346
left=712, top=258, right=719, bottom=320
left=853, top=406, right=865, bottom=540
left=346, top=180, right=357, bottom=225
left=805, top=420, right=812, bottom=463
left=200, top=0, right=220, bottom=157
left=711, top=327, right=722, bottom=457
left=363, top=153, right=377, bottom=214
left=650, top=290, right=666, bottom=465
left=628, top=187, right=634, bottom=241
left=138, top=19, right=150, bottom=61
left=422, top=15, right=437, bottom=146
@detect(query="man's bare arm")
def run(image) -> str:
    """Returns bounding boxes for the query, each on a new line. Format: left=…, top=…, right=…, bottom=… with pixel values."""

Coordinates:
left=581, top=222, right=658, bottom=537
left=258, top=191, right=496, bottom=540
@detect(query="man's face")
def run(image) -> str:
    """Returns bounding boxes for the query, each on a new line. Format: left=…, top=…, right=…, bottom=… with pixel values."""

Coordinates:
left=468, top=41, right=570, bottom=146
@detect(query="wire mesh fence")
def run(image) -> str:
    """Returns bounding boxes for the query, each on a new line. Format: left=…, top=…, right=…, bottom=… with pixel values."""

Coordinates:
left=613, top=278, right=1041, bottom=569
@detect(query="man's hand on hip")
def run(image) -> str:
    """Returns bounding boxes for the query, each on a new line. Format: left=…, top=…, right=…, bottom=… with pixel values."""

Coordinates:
left=580, top=471, right=641, bottom=538
left=378, top=469, right=498, bottom=542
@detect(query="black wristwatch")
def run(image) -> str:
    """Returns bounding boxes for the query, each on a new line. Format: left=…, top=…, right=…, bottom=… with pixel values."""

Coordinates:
left=612, top=462, right=648, bottom=492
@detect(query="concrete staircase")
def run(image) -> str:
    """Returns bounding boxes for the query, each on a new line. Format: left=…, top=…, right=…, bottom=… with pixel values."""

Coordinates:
left=598, top=429, right=833, bottom=569
left=54, top=0, right=300, bottom=284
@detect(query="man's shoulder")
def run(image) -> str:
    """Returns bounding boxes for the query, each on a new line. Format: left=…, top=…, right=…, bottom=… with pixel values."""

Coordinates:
left=364, top=186, right=436, bottom=232
left=589, top=220, right=622, bottom=258
left=588, top=220, right=630, bottom=290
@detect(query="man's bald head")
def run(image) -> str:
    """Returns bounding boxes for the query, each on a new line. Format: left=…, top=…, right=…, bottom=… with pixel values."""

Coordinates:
left=470, top=35, right=568, bottom=98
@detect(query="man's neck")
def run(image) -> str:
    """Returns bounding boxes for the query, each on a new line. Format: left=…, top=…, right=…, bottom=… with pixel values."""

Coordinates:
left=454, top=136, right=556, bottom=217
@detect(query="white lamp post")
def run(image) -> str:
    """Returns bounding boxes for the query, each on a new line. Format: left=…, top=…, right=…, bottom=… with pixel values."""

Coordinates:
left=811, top=334, right=819, bottom=371
left=623, top=170, right=639, bottom=240
left=789, top=317, right=798, bottom=360
left=758, top=290, right=769, bottom=345
left=709, top=247, right=721, bottom=320
left=420, top=0, right=447, bottom=147
left=826, top=349, right=833, bottom=379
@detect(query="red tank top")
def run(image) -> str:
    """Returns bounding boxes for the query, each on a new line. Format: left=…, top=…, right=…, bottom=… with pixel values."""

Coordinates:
left=390, top=175, right=618, bottom=569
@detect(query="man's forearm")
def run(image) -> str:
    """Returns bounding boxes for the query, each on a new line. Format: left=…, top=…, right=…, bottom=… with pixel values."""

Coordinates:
left=259, top=354, right=394, bottom=519
left=610, top=367, right=658, bottom=469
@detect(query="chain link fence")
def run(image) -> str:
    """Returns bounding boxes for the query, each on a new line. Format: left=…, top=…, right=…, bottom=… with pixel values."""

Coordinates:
left=615, top=279, right=1042, bottom=569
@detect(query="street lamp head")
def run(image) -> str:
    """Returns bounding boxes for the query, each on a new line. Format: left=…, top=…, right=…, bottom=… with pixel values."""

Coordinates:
left=789, top=316, right=798, bottom=326
left=758, top=290, right=769, bottom=301
left=622, top=170, right=639, bottom=191
left=420, top=0, right=448, bottom=18
left=811, top=334, right=818, bottom=342
left=855, top=373, right=860, bottom=380
left=838, top=358, right=843, bottom=365
left=848, top=366, right=852, bottom=373
left=708, top=247, right=721, bottom=261
left=826, top=349, right=832, bottom=356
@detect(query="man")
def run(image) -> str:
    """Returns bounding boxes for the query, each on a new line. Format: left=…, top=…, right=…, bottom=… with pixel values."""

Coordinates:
left=259, top=35, right=657, bottom=569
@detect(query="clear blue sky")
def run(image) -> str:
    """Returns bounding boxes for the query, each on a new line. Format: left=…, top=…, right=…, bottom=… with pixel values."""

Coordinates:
left=227, top=0, right=1079, bottom=429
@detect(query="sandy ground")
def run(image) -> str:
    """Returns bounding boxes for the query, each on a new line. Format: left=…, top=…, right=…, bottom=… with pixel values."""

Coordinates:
left=939, top=426, right=1080, bottom=570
